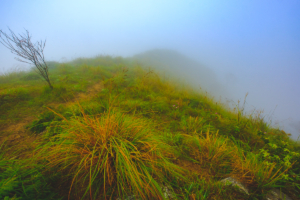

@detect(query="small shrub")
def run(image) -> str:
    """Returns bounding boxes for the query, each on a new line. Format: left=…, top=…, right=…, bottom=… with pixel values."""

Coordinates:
left=256, top=131, right=300, bottom=187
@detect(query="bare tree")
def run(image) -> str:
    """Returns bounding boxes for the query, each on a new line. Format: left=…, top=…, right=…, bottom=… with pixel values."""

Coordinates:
left=0, top=28, right=53, bottom=89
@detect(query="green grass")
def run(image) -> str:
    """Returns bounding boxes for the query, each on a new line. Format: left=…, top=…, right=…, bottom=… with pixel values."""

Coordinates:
left=0, top=55, right=300, bottom=199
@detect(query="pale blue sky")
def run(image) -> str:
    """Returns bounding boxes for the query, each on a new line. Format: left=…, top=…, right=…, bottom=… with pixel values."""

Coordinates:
left=1, top=0, right=300, bottom=141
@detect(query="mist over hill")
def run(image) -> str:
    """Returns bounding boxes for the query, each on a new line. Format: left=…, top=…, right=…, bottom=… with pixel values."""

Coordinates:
left=131, top=49, right=300, bottom=142
left=132, top=49, right=231, bottom=101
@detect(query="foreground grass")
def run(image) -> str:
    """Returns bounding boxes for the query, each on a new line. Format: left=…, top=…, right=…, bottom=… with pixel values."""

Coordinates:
left=0, top=55, right=300, bottom=199
left=33, top=105, right=184, bottom=199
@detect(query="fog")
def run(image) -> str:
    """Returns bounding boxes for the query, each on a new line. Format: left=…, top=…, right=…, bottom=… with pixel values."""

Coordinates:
left=1, top=1, right=300, bottom=141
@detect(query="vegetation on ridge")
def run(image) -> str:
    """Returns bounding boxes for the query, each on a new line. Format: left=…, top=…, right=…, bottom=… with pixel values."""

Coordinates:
left=0, top=55, right=300, bottom=199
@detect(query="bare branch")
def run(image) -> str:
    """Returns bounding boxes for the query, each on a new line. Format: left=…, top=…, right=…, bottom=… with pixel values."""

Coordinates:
left=0, top=28, right=53, bottom=89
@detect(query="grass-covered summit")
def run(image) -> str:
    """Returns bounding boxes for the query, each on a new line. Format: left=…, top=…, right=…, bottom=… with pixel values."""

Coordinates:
left=0, top=54, right=300, bottom=200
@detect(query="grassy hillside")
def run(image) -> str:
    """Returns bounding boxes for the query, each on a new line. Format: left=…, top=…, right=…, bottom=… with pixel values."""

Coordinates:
left=132, top=49, right=229, bottom=99
left=0, top=55, right=300, bottom=200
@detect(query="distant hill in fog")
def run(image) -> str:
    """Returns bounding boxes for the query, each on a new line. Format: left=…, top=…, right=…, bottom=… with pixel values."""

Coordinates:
left=131, top=49, right=230, bottom=100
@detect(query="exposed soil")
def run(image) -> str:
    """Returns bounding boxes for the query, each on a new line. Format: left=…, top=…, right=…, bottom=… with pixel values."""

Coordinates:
left=0, top=81, right=105, bottom=158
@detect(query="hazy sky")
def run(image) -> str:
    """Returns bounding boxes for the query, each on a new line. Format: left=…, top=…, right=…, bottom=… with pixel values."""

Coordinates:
left=1, top=0, right=300, bottom=141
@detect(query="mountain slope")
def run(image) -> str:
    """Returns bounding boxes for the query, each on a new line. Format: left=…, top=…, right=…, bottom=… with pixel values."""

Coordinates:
left=132, top=49, right=230, bottom=99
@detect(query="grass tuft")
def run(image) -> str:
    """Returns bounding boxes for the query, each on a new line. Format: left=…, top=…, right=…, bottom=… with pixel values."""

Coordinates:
left=34, top=103, right=184, bottom=199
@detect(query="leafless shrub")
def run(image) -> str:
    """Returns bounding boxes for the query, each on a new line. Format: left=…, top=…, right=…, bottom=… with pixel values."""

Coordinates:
left=0, top=28, right=53, bottom=89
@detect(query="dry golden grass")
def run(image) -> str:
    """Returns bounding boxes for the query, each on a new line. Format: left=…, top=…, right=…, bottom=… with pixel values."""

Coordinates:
left=34, top=103, right=184, bottom=199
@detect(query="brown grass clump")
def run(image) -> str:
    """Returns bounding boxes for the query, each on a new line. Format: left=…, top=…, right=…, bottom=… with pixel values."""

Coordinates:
left=180, top=130, right=292, bottom=198
left=34, top=103, right=184, bottom=200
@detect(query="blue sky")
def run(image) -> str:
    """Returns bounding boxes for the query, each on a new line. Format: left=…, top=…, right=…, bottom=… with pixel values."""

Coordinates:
left=1, top=0, right=300, bottom=141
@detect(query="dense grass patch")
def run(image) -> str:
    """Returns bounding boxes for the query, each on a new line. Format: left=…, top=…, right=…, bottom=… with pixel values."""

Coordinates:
left=0, top=140, right=61, bottom=200
left=34, top=105, right=184, bottom=199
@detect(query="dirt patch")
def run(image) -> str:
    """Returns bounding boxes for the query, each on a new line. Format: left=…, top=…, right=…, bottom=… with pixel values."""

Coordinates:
left=0, top=116, right=36, bottom=141
left=76, top=81, right=104, bottom=100
left=0, top=81, right=105, bottom=158
left=46, top=81, right=104, bottom=110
